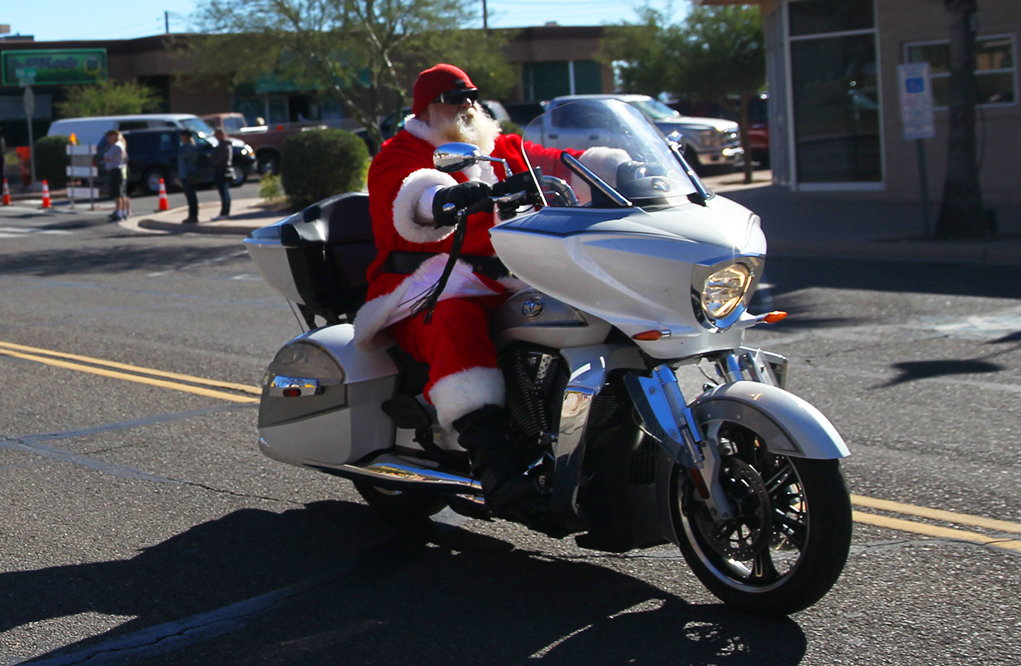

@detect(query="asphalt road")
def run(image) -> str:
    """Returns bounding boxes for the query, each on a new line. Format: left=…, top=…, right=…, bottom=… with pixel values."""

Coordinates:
left=1, top=196, right=1019, bottom=665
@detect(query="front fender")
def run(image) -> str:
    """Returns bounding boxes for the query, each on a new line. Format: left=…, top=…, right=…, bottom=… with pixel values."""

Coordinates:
left=690, top=381, right=850, bottom=460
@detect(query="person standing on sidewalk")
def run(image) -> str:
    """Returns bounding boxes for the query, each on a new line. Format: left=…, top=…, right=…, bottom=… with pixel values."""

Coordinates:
left=177, top=131, right=199, bottom=224
left=209, top=129, right=232, bottom=220
left=103, top=130, right=130, bottom=221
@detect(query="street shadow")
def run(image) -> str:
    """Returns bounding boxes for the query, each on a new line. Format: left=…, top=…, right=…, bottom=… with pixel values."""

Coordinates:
left=880, top=358, right=1004, bottom=387
left=989, top=331, right=1021, bottom=344
left=0, top=242, right=249, bottom=277
left=5, top=501, right=807, bottom=665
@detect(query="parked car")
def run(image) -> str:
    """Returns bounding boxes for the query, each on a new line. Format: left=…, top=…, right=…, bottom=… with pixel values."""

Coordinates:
left=121, top=128, right=255, bottom=195
left=48, top=113, right=255, bottom=186
left=675, top=94, right=770, bottom=167
left=536, top=94, right=743, bottom=174
left=202, top=112, right=324, bottom=175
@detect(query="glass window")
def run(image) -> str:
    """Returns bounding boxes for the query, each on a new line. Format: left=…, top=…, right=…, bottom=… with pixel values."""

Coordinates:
left=791, top=33, right=881, bottom=182
left=907, top=35, right=1016, bottom=106
left=789, top=0, right=874, bottom=37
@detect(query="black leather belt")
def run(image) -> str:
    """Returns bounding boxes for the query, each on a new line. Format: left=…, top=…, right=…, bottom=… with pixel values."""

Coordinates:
left=382, top=251, right=509, bottom=281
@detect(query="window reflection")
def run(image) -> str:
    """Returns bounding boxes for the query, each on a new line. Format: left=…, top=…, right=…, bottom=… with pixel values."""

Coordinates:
left=791, top=34, right=881, bottom=182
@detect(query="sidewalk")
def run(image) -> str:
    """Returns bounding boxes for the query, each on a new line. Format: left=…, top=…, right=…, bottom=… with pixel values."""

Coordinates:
left=115, top=178, right=1021, bottom=266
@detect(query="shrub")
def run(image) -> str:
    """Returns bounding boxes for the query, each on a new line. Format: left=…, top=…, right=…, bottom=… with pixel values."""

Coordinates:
left=34, top=135, right=71, bottom=189
left=280, top=128, right=370, bottom=210
left=258, top=172, right=285, bottom=204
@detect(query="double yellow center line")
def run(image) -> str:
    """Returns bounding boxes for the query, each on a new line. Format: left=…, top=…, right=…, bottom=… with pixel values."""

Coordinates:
left=0, top=339, right=260, bottom=404
left=2, top=339, right=1020, bottom=551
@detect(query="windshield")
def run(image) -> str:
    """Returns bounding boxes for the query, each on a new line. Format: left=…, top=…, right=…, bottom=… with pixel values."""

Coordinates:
left=525, top=99, right=703, bottom=209
left=628, top=98, right=681, bottom=121
left=181, top=117, right=217, bottom=138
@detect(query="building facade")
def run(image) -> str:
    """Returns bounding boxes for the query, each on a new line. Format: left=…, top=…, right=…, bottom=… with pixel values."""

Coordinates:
left=704, top=0, right=1019, bottom=205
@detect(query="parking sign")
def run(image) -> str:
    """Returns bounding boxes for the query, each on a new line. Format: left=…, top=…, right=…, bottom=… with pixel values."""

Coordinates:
left=898, top=62, right=936, bottom=140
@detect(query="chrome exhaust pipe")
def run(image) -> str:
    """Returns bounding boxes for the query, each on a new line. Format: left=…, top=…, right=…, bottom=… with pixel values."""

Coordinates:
left=259, top=439, right=484, bottom=503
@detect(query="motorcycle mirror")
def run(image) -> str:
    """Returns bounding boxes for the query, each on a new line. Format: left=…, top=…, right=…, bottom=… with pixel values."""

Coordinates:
left=433, top=142, right=484, bottom=173
left=433, top=142, right=512, bottom=177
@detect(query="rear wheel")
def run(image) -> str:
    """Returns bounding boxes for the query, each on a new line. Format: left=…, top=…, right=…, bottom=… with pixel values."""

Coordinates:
left=353, top=481, right=447, bottom=520
left=673, top=421, right=852, bottom=616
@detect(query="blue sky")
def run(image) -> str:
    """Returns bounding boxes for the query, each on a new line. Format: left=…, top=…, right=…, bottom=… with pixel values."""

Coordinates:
left=0, top=0, right=670, bottom=42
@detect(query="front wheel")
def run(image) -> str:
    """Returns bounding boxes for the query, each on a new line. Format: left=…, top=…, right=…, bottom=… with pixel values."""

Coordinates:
left=673, top=432, right=852, bottom=616
left=353, top=481, right=447, bottom=521
left=230, top=165, right=248, bottom=188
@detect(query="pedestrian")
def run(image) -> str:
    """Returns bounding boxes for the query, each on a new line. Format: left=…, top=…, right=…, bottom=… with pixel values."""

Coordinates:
left=177, top=130, right=199, bottom=224
left=103, top=130, right=129, bottom=221
left=209, top=129, right=232, bottom=220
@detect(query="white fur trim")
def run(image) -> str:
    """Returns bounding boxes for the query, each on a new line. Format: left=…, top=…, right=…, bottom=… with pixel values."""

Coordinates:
left=404, top=117, right=443, bottom=147
left=393, top=169, right=458, bottom=244
left=429, top=366, right=505, bottom=428
left=352, top=255, right=502, bottom=352
left=579, top=147, right=631, bottom=186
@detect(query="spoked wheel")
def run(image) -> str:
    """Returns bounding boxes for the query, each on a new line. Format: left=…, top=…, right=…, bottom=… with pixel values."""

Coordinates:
left=673, top=422, right=852, bottom=617
left=353, top=480, right=447, bottom=521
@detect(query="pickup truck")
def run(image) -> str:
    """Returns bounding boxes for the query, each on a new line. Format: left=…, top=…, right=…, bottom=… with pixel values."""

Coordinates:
left=202, top=113, right=316, bottom=176
left=525, top=94, right=743, bottom=174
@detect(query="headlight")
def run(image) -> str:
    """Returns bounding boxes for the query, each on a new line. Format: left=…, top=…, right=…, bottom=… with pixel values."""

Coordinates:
left=699, top=129, right=720, bottom=148
left=701, top=263, right=751, bottom=321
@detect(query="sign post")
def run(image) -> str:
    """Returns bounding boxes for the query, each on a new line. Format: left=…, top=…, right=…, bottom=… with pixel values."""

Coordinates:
left=898, top=62, right=936, bottom=237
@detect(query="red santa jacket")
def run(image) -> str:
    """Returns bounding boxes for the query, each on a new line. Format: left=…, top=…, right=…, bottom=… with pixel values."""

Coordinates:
left=352, top=117, right=622, bottom=351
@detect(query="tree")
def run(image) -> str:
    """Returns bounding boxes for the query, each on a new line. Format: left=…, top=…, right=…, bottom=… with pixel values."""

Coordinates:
left=55, top=80, right=162, bottom=118
left=192, top=0, right=515, bottom=149
left=601, top=2, right=765, bottom=183
left=933, top=0, right=990, bottom=239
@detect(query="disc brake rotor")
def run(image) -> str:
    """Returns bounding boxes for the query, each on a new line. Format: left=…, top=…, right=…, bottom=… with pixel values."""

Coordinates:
left=692, top=457, right=773, bottom=560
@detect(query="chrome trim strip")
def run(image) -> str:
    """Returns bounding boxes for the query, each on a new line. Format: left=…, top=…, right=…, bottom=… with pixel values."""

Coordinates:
left=258, top=439, right=485, bottom=504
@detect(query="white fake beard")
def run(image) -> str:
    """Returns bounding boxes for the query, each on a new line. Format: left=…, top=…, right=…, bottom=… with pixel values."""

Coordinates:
left=433, top=105, right=501, bottom=154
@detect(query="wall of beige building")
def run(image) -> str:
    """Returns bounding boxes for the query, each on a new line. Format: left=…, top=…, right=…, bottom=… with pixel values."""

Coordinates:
left=878, top=0, right=1020, bottom=205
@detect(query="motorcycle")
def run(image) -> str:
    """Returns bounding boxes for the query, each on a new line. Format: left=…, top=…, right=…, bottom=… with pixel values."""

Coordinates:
left=243, top=99, right=852, bottom=617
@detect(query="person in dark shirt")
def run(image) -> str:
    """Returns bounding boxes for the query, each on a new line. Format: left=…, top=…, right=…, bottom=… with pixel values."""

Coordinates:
left=177, top=131, right=199, bottom=223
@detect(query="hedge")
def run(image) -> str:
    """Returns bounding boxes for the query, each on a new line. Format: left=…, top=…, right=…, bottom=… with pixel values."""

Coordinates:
left=34, top=135, right=71, bottom=189
left=280, top=129, right=370, bottom=210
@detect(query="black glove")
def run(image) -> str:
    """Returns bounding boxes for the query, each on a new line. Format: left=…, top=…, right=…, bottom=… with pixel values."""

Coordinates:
left=432, top=181, right=493, bottom=228
left=615, top=160, right=647, bottom=185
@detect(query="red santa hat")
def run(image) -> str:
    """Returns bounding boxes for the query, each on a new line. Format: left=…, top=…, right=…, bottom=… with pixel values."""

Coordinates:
left=412, top=64, right=477, bottom=116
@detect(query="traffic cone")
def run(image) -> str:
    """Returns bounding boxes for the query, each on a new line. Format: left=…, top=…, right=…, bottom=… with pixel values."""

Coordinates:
left=41, top=180, right=51, bottom=209
left=1, top=179, right=10, bottom=206
left=157, top=178, right=169, bottom=211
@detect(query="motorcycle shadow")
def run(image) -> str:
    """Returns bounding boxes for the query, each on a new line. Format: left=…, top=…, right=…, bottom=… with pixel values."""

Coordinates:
left=4, top=500, right=807, bottom=665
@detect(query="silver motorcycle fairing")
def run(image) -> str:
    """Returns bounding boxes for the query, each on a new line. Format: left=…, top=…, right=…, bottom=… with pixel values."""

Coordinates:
left=492, top=288, right=613, bottom=349
left=489, top=199, right=765, bottom=360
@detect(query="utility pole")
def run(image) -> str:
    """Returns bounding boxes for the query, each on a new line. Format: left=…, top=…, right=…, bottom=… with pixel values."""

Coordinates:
left=482, top=0, right=488, bottom=31
left=165, top=11, right=170, bottom=34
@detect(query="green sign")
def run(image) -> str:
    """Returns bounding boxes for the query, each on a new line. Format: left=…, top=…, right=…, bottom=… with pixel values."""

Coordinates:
left=1, top=49, right=107, bottom=86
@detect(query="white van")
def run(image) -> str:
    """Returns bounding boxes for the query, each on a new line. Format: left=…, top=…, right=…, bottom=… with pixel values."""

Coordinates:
left=47, top=114, right=222, bottom=146
left=48, top=114, right=255, bottom=185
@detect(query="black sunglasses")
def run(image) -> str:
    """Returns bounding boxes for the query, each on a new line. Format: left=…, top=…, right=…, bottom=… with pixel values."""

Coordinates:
left=434, top=88, right=479, bottom=106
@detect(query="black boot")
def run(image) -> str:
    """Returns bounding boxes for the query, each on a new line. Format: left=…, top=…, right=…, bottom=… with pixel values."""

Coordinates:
left=452, top=405, right=545, bottom=515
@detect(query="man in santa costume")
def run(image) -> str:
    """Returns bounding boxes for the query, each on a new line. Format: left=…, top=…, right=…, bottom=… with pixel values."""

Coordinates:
left=353, top=63, right=627, bottom=515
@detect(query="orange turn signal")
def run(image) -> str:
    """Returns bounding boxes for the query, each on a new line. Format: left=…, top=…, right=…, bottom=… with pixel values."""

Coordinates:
left=763, top=311, right=788, bottom=324
left=632, top=330, right=666, bottom=341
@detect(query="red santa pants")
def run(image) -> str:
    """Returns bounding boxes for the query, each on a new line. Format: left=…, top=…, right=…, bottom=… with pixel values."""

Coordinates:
left=388, top=295, right=507, bottom=427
